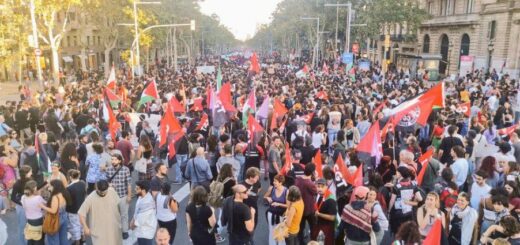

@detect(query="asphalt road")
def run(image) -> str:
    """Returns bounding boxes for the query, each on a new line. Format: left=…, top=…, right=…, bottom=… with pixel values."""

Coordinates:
left=0, top=165, right=272, bottom=245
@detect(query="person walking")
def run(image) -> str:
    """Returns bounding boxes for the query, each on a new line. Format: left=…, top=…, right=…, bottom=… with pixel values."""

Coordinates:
left=85, top=143, right=107, bottom=194
left=186, top=186, right=217, bottom=245
left=105, top=153, right=132, bottom=240
left=310, top=178, right=337, bottom=245
left=156, top=182, right=178, bottom=245
left=264, top=174, right=288, bottom=245
left=185, top=147, right=213, bottom=191
left=65, top=170, right=86, bottom=245
left=221, top=184, right=256, bottom=245
left=40, top=180, right=71, bottom=244
left=131, top=180, right=157, bottom=245
left=78, top=180, right=122, bottom=244
left=294, top=164, right=318, bottom=245
left=283, top=186, right=304, bottom=245
left=21, top=180, right=45, bottom=245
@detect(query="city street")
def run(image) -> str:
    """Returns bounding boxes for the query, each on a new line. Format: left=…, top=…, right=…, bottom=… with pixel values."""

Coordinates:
left=1, top=166, right=272, bottom=245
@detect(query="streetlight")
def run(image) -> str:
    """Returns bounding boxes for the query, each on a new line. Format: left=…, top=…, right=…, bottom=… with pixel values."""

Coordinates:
left=325, top=2, right=366, bottom=54
left=118, top=22, right=195, bottom=73
left=300, top=17, right=319, bottom=68
left=132, top=1, right=161, bottom=77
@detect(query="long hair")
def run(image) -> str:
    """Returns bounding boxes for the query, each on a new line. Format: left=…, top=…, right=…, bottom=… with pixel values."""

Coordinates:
left=60, top=142, right=77, bottom=162
left=139, top=134, right=152, bottom=151
left=47, top=179, right=71, bottom=208
left=218, top=164, right=234, bottom=182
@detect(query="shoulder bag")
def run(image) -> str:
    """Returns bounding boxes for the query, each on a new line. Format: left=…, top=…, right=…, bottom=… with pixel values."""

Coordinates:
left=42, top=198, right=60, bottom=235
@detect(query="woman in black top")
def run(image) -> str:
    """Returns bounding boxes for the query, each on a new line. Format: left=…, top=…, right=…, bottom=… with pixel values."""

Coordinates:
left=481, top=215, right=520, bottom=245
left=218, top=164, right=236, bottom=198
left=186, top=186, right=216, bottom=245
left=60, top=142, right=79, bottom=178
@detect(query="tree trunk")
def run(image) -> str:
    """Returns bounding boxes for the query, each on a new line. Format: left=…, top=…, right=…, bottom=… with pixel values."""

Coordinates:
left=51, top=45, right=60, bottom=83
left=173, top=27, right=178, bottom=72
left=104, top=49, right=111, bottom=77
left=180, top=36, right=190, bottom=68
left=80, top=48, right=87, bottom=72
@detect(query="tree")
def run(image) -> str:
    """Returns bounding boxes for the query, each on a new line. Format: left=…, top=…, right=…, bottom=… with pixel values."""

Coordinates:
left=0, top=0, right=29, bottom=82
left=35, top=0, right=81, bottom=82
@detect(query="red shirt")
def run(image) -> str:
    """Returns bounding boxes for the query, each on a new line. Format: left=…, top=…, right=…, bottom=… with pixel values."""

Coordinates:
left=115, top=139, right=133, bottom=166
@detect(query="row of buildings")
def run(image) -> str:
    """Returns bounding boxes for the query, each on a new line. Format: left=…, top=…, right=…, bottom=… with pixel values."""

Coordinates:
left=367, top=0, right=520, bottom=79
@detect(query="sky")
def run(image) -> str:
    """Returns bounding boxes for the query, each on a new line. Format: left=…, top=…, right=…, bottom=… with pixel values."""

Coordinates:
left=199, top=0, right=283, bottom=41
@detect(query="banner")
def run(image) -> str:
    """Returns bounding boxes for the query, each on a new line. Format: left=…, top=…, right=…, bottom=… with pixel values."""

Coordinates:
left=341, top=52, right=354, bottom=65
left=196, top=66, right=216, bottom=74
left=359, top=60, right=371, bottom=71
left=459, top=55, right=474, bottom=76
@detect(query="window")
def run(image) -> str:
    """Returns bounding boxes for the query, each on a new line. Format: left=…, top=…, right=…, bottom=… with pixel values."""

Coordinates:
left=488, top=21, right=497, bottom=40
left=466, top=0, right=474, bottom=13
left=440, top=0, right=447, bottom=16
left=87, top=36, right=90, bottom=46
left=423, top=35, right=430, bottom=53
left=428, top=1, right=433, bottom=15
left=67, top=36, right=70, bottom=47
left=73, top=36, right=77, bottom=46
left=98, top=36, right=101, bottom=46
left=69, top=12, right=76, bottom=22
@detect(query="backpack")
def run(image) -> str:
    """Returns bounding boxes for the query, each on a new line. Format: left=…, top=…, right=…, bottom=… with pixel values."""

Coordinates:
left=23, top=151, right=41, bottom=175
left=208, top=177, right=230, bottom=207
left=440, top=188, right=458, bottom=211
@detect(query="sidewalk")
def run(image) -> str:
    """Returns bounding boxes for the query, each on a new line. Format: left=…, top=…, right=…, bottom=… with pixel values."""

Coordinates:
left=0, top=81, right=42, bottom=104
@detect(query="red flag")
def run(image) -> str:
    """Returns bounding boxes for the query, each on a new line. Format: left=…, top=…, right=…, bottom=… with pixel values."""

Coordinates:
left=392, top=96, right=435, bottom=127
left=280, top=143, right=291, bottom=176
left=195, top=113, right=209, bottom=131
left=416, top=161, right=429, bottom=186
left=169, top=96, right=185, bottom=113
left=159, top=104, right=182, bottom=147
left=351, top=163, right=364, bottom=187
left=356, top=123, right=383, bottom=163
left=335, top=154, right=352, bottom=185
left=373, top=100, right=387, bottom=116
left=418, top=148, right=434, bottom=166
left=380, top=118, right=395, bottom=141
left=498, top=124, right=519, bottom=136
left=106, top=65, right=117, bottom=90
left=421, top=82, right=445, bottom=108
left=315, top=91, right=328, bottom=100
left=105, top=87, right=121, bottom=102
left=314, top=150, right=323, bottom=178
left=168, top=132, right=185, bottom=159
left=423, top=219, right=442, bottom=244
left=248, top=114, right=264, bottom=138
left=322, top=63, right=329, bottom=75
left=190, top=98, right=204, bottom=112
left=249, top=52, right=260, bottom=74
left=456, top=101, right=471, bottom=117
left=301, top=112, right=314, bottom=124
left=219, top=83, right=237, bottom=112
left=270, top=99, right=288, bottom=129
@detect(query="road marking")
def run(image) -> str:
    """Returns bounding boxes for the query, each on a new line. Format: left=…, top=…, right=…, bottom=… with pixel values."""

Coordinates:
left=173, top=183, right=191, bottom=202
left=0, top=217, right=7, bottom=245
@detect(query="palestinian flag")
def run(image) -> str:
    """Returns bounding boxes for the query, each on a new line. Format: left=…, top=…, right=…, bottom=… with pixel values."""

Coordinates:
left=102, top=89, right=121, bottom=140
left=242, top=90, right=256, bottom=127
left=138, top=79, right=159, bottom=107
left=106, top=65, right=117, bottom=90
left=296, top=64, right=309, bottom=78
left=104, top=87, right=121, bottom=108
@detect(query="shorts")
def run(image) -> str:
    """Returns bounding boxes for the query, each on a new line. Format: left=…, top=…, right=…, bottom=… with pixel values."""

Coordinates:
left=67, top=213, right=82, bottom=240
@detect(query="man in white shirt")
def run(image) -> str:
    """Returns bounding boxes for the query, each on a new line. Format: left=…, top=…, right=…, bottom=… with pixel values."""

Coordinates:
left=450, top=145, right=469, bottom=189
left=470, top=170, right=491, bottom=209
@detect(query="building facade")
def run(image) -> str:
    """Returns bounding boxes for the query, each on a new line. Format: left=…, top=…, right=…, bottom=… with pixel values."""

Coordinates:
left=418, top=0, right=520, bottom=78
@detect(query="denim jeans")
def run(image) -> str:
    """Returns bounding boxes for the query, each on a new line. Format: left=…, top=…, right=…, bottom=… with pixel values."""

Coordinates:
left=137, top=238, right=153, bottom=245
left=16, top=204, right=27, bottom=245
left=515, top=111, right=520, bottom=125
left=46, top=209, right=69, bottom=244
left=174, top=154, right=188, bottom=182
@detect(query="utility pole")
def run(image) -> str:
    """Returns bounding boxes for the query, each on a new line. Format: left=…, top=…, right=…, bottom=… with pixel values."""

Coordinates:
left=325, top=3, right=366, bottom=54
left=29, top=0, right=43, bottom=86
left=300, top=17, right=320, bottom=68
left=132, top=1, right=161, bottom=78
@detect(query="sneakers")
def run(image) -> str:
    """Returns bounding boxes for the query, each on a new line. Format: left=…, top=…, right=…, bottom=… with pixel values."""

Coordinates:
left=215, top=233, right=225, bottom=243
left=122, top=232, right=129, bottom=240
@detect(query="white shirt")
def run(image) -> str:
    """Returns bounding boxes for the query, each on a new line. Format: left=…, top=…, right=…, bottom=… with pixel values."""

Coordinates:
left=311, top=132, right=324, bottom=149
left=470, top=182, right=491, bottom=209
left=451, top=158, right=469, bottom=187
left=155, top=194, right=177, bottom=222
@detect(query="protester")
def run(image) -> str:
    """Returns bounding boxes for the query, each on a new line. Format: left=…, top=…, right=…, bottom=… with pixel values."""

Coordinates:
left=85, top=143, right=107, bottom=193
left=40, top=179, right=70, bottom=244
left=186, top=186, right=216, bottom=245
left=155, top=228, right=171, bottom=245
left=417, top=192, right=445, bottom=238
left=389, top=166, right=424, bottom=234
left=131, top=180, right=157, bottom=245
left=470, top=170, right=492, bottom=209
left=284, top=186, right=304, bottom=245
left=150, top=163, right=170, bottom=197
left=156, top=182, right=178, bottom=245
left=21, top=180, right=45, bottom=245
left=310, top=178, right=337, bottom=245
left=367, top=186, right=388, bottom=244
left=448, top=192, right=478, bottom=245
left=78, top=179, right=122, bottom=244
left=221, top=184, right=256, bottom=245
left=294, top=163, right=317, bottom=244
left=340, top=186, right=373, bottom=245
left=185, top=147, right=213, bottom=191
left=66, top=169, right=86, bottom=245
left=264, top=174, right=288, bottom=245
left=105, top=153, right=132, bottom=239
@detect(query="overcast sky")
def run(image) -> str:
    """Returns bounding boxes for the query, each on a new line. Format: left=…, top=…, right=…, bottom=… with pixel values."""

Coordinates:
left=199, top=0, right=283, bottom=41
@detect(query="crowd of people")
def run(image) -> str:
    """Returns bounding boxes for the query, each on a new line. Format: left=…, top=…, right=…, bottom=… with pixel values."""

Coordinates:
left=0, top=52, right=519, bottom=245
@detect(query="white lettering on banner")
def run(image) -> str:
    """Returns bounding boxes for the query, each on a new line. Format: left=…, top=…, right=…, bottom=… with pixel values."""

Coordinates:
left=398, top=107, right=420, bottom=127
left=196, top=66, right=216, bottom=74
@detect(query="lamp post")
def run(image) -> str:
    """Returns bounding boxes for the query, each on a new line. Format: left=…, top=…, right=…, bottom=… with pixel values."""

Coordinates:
left=325, top=2, right=366, bottom=54
left=131, top=1, right=161, bottom=77
left=300, top=17, right=319, bottom=68
left=118, top=21, right=195, bottom=75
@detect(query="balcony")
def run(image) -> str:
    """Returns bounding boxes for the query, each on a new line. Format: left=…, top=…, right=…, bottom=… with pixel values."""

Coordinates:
left=421, top=14, right=479, bottom=28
